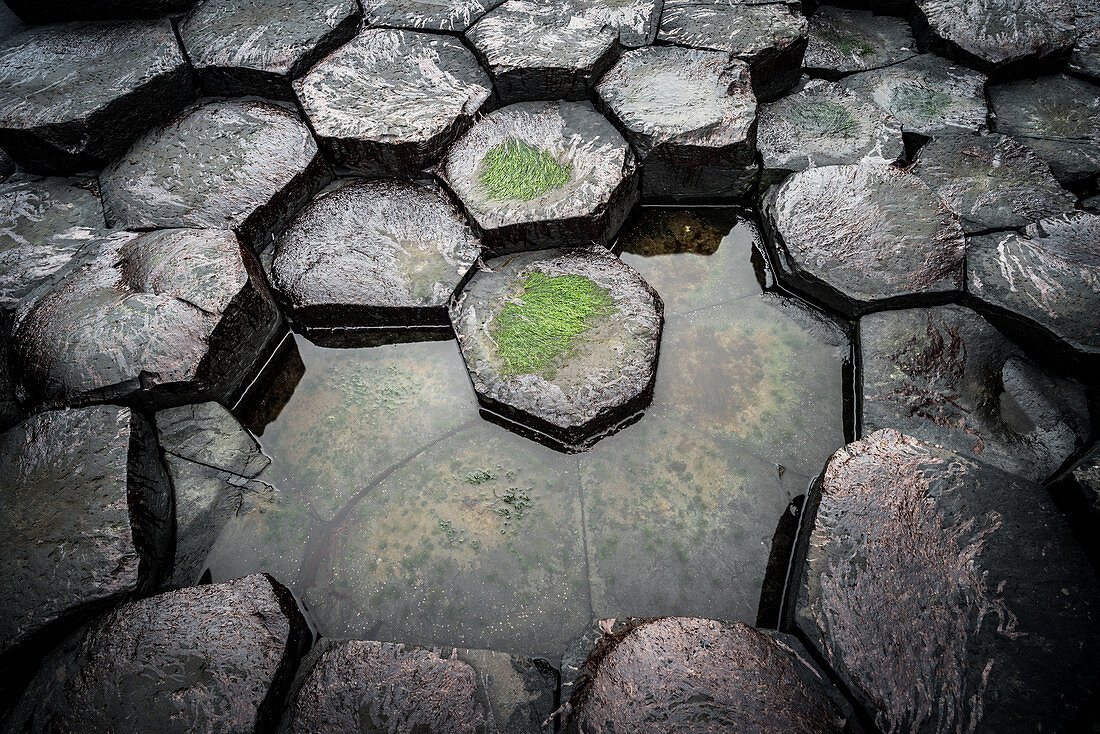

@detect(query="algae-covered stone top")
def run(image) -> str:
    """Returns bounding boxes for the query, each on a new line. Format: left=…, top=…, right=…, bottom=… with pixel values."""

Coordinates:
left=804, top=6, right=918, bottom=77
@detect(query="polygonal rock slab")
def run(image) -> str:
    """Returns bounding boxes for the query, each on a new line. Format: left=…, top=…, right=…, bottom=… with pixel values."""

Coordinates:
left=657, top=0, right=808, bottom=101
left=269, top=178, right=481, bottom=330
left=180, top=0, right=360, bottom=99
left=12, top=228, right=283, bottom=410
left=762, top=162, right=966, bottom=316
left=449, top=246, right=662, bottom=448
left=912, top=132, right=1076, bottom=234
left=860, top=305, right=1090, bottom=481
left=803, top=7, right=918, bottom=79
left=362, top=0, right=504, bottom=31
left=968, top=212, right=1100, bottom=361
left=3, top=0, right=195, bottom=23
left=8, top=574, right=311, bottom=734
left=294, top=29, right=490, bottom=176
left=793, top=429, right=1100, bottom=734
left=0, top=405, right=171, bottom=658
left=595, top=47, right=759, bottom=201
left=440, top=101, right=638, bottom=249
left=1071, top=0, right=1100, bottom=81
left=757, top=77, right=904, bottom=188
left=0, top=20, right=193, bottom=173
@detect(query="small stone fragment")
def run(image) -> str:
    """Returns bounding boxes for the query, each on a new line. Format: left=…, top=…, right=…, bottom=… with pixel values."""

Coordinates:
left=804, top=6, right=918, bottom=79
left=362, top=0, right=504, bottom=31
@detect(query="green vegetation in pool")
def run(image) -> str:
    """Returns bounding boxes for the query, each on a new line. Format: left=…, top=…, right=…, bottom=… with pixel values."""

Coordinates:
left=479, top=138, right=571, bottom=201
left=790, top=101, right=859, bottom=137
left=820, top=29, right=877, bottom=57
left=892, top=83, right=953, bottom=119
left=491, top=271, right=615, bottom=378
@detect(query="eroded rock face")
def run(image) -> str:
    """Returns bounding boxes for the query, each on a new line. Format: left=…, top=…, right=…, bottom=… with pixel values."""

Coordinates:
left=860, top=305, right=1089, bottom=481
left=269, top=178, right=481, bottom=329
left=449, top=246, right=662, bottom=448
left=0, top=20, right=193, bottom=173
left=762, top=162, right=965, bottom=315
left=0, top=406, right=172, bottom=658
left=8, top=574, right=310, bottom=734
left=1071, top=0, right=1100, bottom=80
left=362, top=0, right=504, bottom=31
left=794, top=429, right=1100, bottom=734
left=12, top=228, right=283, bottom=410
left=804, top=7, right=917, bottom=78
left=4, top=0, right=195, bottom=23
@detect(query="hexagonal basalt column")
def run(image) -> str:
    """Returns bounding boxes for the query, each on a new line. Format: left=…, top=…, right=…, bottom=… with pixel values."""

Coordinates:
left=362, top=0, right=504, bottom=31
left=0, top=20, right=193, bottom=173
left=294, top=29, right=491, bottom=175
left=179, top=0, right=361, bottom=99
left=4, top=0, right=195, bottom=23
left=440, top=101, right=638, bottom=250
left=762, top=162, right=966, bottom=316
left=449, top=246, right=662, bottom=448
left=1071, top=0, right=1100, bottom=81
left=268, top=179, right=481, bottom=330
left=595, top=47, right=759, bottom=201
left=803, top=7, right=918, bottom=79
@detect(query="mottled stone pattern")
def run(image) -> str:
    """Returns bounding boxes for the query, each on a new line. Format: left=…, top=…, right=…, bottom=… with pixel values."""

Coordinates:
left=363, top=0, right=505, bottom=31
left=4, top=0, right=195, bottom=23
left=804, top=7, right=918, bottom=78
left=1071, top=0, right=1100, bottom=80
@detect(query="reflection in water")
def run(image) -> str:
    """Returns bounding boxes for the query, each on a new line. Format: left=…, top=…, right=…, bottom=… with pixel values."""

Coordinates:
left=209, top=208, right=851, bottom=660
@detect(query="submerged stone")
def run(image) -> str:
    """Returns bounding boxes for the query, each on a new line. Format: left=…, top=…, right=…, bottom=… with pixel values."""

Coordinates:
left=4, top=0, right=195, bottom=23
left=804, top=7, right=917, bottom=78
left=0, top=20, right=193, bottom=173
left=793, top=429, right=1100, bottom=733
left=362, top=0, right=504, bottom=31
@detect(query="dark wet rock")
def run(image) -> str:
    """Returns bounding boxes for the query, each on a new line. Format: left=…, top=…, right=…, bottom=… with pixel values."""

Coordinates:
left=12, top=228, right=283, bottom=410
left=0, top=149, right=14, bottom=182
left=0, top=315, right=18, bottom=431
left=912, top=132, right=1076, bottom=234
left=1053, top=444, right=1100, bottom=519
left=595, top=47, right=759, bottom=201
left=762, top=162, right=965, bottom=316
left=269, top=178, right=481, bottom=329
left=989, top=74, right=1100, bottom=187
left=100, top=99, right=330, bottom=251
left=440, top=100, right=638, bottom=249
left=804, top=7, right=917, bottom=79
left=1084, top=193, right=1100, bottom=213
left=860, top=305, right=1090, bottom=481
left=278, top=638, right=556, bottom=733
left=4, top=0, right=195, bottom=23
left=657, top=0, right=809, bottom=101
left=0, top=405, right=172, bottom=659
left=0, top=4, right=25, bottom=43
left=449, top=246, right=662, bottom=448
left=1071, top=0, right=1100, bottom=81
left=757, top=77, right=904, bottom=187
left=968, top=212, right=1100, bottom=361
left=0, top=20, right=193, bottom=173
left=362, top=0, right=505, bottom=32
left=8, top=574, right=310, bottom=734
left=793, top=429, right=1100, bottom=734
left=180, top=0, right=360, bottom=99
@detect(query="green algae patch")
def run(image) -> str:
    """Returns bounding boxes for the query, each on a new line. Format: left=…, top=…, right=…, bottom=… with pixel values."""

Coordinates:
left=790, top=101, right=859, bottom=137
left=892, top=83, right=953, bottom=119
left=478, top=139, right=571, bottom=201
left=820, top=29, right=877, bottom=57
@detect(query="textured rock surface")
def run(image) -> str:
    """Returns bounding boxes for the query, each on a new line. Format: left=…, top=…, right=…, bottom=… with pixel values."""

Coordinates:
left=12, top=228, right=282, bottom=410
left=860, top=305, right=1089, bottom=481
left=793, top=429, right=1100, bottom=734
left=269, top=178, right=481, bottom=329
left=1071, top=0, right=1100, bottom=80
left=0, top=406, right=171, bottom=658
left=294, top=29, right=491, bottom=175
left=4, top=0, right=196, bottom=23
left=180, top=0, right=360, bottom=99
left=100, top=99, right=329, bottom=251
left=0, top=20, right=193, bottom=173
left=804, top=7, right=917, bottom=78
left=441, top=100, right=638, bottom=249
left=762, top=163, right=965, bottom=315
left=362, top=0, right=504, bottom=31
left=595, top=47, right=758, bottom=200
left=8, top=574, right=310, bottom=734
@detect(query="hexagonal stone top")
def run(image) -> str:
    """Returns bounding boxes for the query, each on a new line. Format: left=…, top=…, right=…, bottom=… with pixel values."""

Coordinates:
left=363, top=0, right=504, bottom=31
left=762, top=163, right=965, bottom=315
left=269, top=178, right=481, bottom=329
left=804, top=7, right=918, bottom=78
left=449, top=246, right=662, bottom=448
left=441, top=101, right=638, bottom=249
left=294, top=29, right=491, bottom=175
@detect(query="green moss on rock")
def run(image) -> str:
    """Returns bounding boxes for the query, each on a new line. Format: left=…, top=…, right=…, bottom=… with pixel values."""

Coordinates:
left=478, top=139, right=571, bottom=201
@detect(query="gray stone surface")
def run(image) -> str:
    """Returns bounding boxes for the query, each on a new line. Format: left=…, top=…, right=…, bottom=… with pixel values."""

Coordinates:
left=0, top=20, right=193, bottom=173
left=3, top=0, right=196, bottom=23
left=1070, top=0, right=1100, bottom=81
left=804, top=6, right=918, bottom=78
left=362, top=0, right=504, bottom=31
left=793, top=429, right=1100, bottom=734
left=294, top=29, right=491, bottom=175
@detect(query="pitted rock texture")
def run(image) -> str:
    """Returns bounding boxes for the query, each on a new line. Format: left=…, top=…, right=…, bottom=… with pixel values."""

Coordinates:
left=12, top=228, right=282, bottom=410
left=793, top=429, right=1100, bottom=734
left=804, top=7, right=918, bottom=79
left=1071, top=0, right=1100, bottom=80
left=0, top=20, right=193, bottom=173
left=968, top=212, right=1100, bottom=360
left=278, top=639, right=556, bottom=733
left=362, top=0, right=505, bottom=31
left=8, top=574, right=311, bottom=734
left=294, top=29, right=491, bottom=175
left=912, top=132, right=1076, bottom=234
left=757, top=77, right=904, bottom=187
left=180, top=0, right=361, bottom=99
left=450, top=246, right=663, bottom=448
left=860, top=305, right=1089, bottom=482
left=4, top=0, right=196, bottom=23
left=269, top=178, right=481, bottom=329
left=440, top=100, right=638, bottom=250
left=0, top=406, right=171, bottom=658
left=762, top=163, right=966, bottom=316
left=100, top=99, right=330, bottom=250
left=595, top=47, right=759, bottom=201
left=657, top=0, right=808, bottom=101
